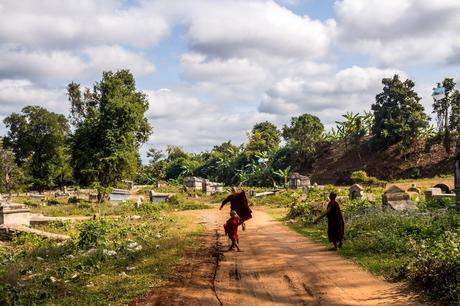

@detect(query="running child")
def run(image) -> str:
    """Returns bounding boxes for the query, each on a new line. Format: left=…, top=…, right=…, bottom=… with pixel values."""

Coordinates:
left=224, top=210, right=241, bottom=251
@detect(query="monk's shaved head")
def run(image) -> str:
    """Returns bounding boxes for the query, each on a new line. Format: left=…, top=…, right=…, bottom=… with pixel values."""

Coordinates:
left=329, top=192, right=337, bottom=200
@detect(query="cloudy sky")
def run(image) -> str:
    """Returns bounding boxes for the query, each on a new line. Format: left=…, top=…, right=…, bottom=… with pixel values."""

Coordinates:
left=1, top=0, right=459, bottom=157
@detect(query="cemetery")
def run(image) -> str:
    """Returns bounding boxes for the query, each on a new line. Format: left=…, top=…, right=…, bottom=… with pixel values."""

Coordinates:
left=0, top=3, right=459, bottom=304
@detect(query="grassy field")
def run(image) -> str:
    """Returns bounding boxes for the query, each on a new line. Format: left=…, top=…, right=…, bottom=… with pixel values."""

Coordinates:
left=0, top=193, right=211, bottom=306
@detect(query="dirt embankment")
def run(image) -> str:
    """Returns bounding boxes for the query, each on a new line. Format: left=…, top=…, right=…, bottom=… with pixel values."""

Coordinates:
left=308, top=138, right=455, bottom=185
left=133, top=208, right=426, bottom=306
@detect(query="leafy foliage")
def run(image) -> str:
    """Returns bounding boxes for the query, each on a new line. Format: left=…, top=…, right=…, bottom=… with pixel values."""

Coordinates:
left=245, top=121, right=281, bottom=155
left=282, top=113, right=324, bottom=170
left=3, top=106, right=70, bottom=191
left=68, top=70, right=152, bottom=187
left=371, top=75, right=429, bottom=148
left=431, top=78, right=460, bottom=152
left=0, top=144, right=22, bottom=194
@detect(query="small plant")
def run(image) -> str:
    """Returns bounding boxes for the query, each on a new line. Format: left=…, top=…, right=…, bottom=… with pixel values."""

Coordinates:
left=78, top=220, right=112, bottom=248
left=423, top=197, right=454, bottom=210
left=168, top=195, right=183, bottom=205
left=68, top=196, right=79, bottom=204
left=47, top=199, right=59, bottom=206
left=350, top=170, right=384, bottom=186
left=409, top=167, right=421, bottom=179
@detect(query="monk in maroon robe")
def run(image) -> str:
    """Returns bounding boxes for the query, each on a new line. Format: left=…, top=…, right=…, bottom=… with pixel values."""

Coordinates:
left=220, top=188, right=252, bottom=230
left=224, top=210, right=241, bottom=251
left=314, top=192, right=344, bottom=250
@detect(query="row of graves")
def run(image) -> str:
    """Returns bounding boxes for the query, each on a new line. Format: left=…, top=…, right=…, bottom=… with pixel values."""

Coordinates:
left=183, top=177, right=224, bottom=195
left=348, top=182, right=457, bottom=212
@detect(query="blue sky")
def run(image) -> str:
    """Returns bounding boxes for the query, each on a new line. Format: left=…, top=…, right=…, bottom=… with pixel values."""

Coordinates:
left=0, top=0, right=459, bottom=157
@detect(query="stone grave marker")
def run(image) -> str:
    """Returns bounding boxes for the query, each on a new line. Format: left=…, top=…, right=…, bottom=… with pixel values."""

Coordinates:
left=288, top=173, right=311, bottom=189
left=349, top=184, right=364, bottom=200
left=382, top=185, right=418, bottom=211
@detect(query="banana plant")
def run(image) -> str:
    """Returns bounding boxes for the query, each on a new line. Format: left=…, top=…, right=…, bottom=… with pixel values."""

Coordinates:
left=273, top=166, right=291, bottom=187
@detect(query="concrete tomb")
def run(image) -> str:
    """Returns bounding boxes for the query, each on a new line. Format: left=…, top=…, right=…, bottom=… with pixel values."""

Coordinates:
left=382, top=185, right=418, bottom=211
left=424, top=187, right=455, bottom=201
left=0, top=203, right=31, bottom=226
left=30, top=194, right=47, bottom=201
left=183, top=177, right=224, bottom=195
left=183, top=177, right=204, bottom=190
left=288, top=173, right=311, bottom=189
left=149, top=191, right=174, bottom=203
left=433, top=183, right=451, bottom=194
left=349, top=184, right=365, bottom=200
left=202, top=180, right=224, bottom=195
left=109, top=189, right=131, bottom=203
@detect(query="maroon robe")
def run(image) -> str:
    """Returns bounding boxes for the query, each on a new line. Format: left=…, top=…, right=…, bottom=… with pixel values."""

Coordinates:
left=326, top=200, right=345, bottom=243
left=224, top=216, right=239, bottom=241
left=220, top=191, right=252, bottom=222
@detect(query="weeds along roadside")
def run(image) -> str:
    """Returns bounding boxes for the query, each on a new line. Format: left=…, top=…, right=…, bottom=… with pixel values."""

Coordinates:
left=0, top=198, right=211, bottom=306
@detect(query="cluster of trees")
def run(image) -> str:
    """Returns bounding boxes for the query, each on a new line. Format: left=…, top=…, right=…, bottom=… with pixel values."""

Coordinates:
left=1, top=70, right=151, bottom=193
left=137, top=75, right=460, bottom=187
left=1, top=72, right=459, bottom=192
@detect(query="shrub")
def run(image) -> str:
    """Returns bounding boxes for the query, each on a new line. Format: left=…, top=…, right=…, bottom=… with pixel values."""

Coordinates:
left=47, top=199, right=59, bottom=206
left=409, top=167, right=421, bottom=179
left=67, top=196, right=79, bottom=204
left=423, top=197, right=454, bottom=210
left=23, top=200, right=39, bottom=207
left=406, top=231, right=460, bottom=304
left=350, top=170, right=384, bottom=186
left=168, top=195, right=183, bottom=205
left=78, top=220, right=112, bottom=248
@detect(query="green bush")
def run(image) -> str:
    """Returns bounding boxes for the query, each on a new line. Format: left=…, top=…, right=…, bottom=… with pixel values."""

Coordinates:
left=350, top=170, right=385, bottom=186
left=47, top=199, right=59, bottom=206
left=23, top=200, right=39, bottom=207
left=67, top=196, right=79, bottom=204
left=168, top=195, right=183, bottom=205
left=78, top=220, right=113, bottom=248
left=406, top=231, right=460, bottom=304
left=423, top=197, right=454, bottom=210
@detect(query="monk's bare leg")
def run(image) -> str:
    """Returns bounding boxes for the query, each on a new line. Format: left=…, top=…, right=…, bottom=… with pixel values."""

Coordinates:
left=233, top=239, right=241, bottom=252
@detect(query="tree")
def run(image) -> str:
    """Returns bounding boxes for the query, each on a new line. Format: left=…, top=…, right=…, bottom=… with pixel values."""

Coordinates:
left=245, top=121, right=281, bottom=155
left=282, top=114, right=324, bottom=151
left=371, top=75, right=429, bottom=148
left=68, top=70, right=152, bottom=188
left=432, top=78, right=460, bottom=153
left=3, top=106, right=70, bottom=191
left=282, top=114, right=324, bottom=169
left=0, top=144, right=22, bottom=195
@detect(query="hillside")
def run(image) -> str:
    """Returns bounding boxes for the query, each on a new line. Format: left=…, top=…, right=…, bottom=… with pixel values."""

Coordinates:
left=308, top=137, right=456, bottom=185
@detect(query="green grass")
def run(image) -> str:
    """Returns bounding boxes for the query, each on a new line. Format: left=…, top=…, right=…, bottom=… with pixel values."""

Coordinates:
left=0, top=202, right=206, bottom=306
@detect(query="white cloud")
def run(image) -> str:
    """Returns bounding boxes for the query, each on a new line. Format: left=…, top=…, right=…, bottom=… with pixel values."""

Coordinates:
left=182, top=0, right=336, bottom=60
left=259, top=66, right=406, bottom=120
left=145, top=88, right=278, bottom=151
left=335, top=0, right=460, bottom=66
left=0, top=0, right=169, bottom=49
left=0, top=45, right=155, bottom=80
left=0, top=79, right=67, bottom=116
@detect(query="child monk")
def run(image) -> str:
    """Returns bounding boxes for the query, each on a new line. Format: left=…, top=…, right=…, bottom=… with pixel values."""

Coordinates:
left=220, top=187, right=252, bottom=231
left=314, top=192, right=345, bottom=250
left=224, top=210, right=241, bottom=251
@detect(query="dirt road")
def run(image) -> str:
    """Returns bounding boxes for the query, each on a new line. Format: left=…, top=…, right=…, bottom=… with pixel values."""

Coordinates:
left=135, top=207, right=423, bottom=306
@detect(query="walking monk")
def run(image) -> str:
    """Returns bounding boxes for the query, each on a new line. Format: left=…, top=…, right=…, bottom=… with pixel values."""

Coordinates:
left=314, top=192, right=344, bottom=250
left=220, top=187, right=252, bottom=230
